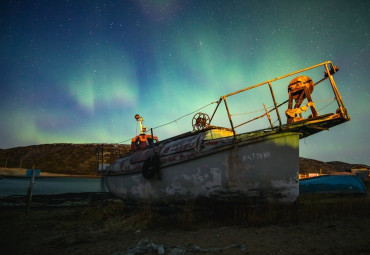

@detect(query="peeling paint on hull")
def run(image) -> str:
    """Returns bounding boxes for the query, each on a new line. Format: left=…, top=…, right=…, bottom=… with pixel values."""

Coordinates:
left=104, top=132, right=300, bottom=205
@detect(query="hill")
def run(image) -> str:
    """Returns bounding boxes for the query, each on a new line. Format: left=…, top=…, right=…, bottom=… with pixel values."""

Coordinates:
left=0, top=143, right=367, bottom=175
left=298, top=157, right=367, bottom=174
left=0, top=143, right=129, bottom=175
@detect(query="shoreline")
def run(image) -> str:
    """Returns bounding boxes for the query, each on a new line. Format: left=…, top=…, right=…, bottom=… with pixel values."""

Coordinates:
left=0, top=167, right=99, bottom=178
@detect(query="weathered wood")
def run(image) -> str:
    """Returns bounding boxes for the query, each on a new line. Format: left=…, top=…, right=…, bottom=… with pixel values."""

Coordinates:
left=25, top=169, right=35, bottom=213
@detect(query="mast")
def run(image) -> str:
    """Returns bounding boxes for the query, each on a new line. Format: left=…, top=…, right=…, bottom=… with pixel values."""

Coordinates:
left=135, top=114, right=146, bottom=134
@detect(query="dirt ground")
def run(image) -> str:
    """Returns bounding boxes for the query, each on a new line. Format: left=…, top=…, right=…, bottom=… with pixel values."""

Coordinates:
left=0, top=194, right=369, bottom=255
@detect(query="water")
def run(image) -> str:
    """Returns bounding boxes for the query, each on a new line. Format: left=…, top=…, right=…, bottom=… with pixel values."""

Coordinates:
left=0, top=177, right=108, bottom=196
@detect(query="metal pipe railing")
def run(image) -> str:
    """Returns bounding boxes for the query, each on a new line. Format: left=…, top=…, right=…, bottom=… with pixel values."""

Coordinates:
left=223, top=61, right=333, bottom=98
left=210, top=61, right=347, bottom=133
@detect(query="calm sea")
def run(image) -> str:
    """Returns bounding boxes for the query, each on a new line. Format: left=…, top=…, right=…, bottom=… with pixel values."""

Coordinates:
left=0, top=177, right=108, bottom=196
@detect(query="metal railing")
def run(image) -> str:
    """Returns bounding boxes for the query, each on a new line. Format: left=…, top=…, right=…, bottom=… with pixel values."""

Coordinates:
left=209, top=61, right=350, bottom=138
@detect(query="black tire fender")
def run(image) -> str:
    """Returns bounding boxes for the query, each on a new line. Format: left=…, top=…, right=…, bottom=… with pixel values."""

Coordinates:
left=142, top=155, right=160, bottom=179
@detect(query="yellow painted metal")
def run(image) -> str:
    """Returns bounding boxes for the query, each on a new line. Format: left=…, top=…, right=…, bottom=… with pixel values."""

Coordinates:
left=204, top=128, right=234, bottom=140
left=324, top=63, right=350, bottom=120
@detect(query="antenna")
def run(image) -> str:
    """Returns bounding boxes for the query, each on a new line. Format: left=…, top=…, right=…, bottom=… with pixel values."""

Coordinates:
left=134, top=114, right=146, bottom=134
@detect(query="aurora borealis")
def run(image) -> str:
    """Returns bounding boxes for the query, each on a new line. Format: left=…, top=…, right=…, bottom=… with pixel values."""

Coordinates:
left=0, top=0, right=369, bottom=165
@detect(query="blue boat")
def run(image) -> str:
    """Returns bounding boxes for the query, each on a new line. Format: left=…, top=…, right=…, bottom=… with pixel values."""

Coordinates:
left=299, top=175, right=367, bottom=195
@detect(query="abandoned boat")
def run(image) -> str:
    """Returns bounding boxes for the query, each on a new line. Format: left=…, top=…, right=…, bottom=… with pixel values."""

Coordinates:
left=97, top=61, right=350, bottom=205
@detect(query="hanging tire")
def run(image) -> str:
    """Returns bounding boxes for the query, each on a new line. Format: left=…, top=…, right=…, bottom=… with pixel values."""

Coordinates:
left=142, top=156, right=160, bottom=179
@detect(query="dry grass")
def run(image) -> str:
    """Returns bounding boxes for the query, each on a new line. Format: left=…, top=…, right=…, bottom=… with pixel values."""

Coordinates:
left=66, top=200, right=160, bottom=243
left=1, top=193, right=368, bottom=255
left=67, top=193, right=369, bottom=242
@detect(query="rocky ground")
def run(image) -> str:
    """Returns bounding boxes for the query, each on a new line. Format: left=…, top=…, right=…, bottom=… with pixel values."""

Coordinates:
left=0, top=194, right=369, bottom=255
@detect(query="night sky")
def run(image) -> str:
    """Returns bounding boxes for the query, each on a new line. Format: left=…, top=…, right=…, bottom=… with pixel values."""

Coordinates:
left=1, top=0, right=369, bottom=165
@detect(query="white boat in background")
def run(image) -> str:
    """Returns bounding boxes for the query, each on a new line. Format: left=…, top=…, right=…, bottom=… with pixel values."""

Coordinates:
left=97, top=61, right=350, bottom=205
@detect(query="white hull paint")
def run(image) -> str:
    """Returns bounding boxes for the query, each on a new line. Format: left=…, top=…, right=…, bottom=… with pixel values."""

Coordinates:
left=105, top=132, right=300, bottom=204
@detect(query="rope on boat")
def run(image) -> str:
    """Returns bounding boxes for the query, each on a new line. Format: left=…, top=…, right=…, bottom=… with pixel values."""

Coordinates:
left=231, top=97, right=336, bottom=117
left=146, top=101, right=218, bottom=131
left=317, top=98, right=336, bottom=112
left=231, top=100, right=289, bottom=119
left=118, top=138, right=132, bottom=144
left=231, top=105, right=275, bottom=116
left=235, top=97, right=336, bottom=128
left=117, top=101, right=217, bottom=144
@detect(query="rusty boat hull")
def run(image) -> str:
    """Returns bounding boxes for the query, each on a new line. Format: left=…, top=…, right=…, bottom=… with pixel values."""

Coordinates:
left=104, top=131, right=300, bottom=204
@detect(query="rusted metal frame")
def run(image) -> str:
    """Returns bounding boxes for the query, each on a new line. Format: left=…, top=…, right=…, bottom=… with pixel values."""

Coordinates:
left=324, top=63, right=342, bottom=108
left=286, top=113, right=341, bottom=132
left=264, top=104, right=273, bottom=128
left=309, top=126, right=329, bottom=131
left=234, top=99, right=289, bottom=130
left=324, top=63, right=349, bottom=119
left=268, top=82, right=282, bottom=128
left=314, top=76, right=328, bottom=87
left=211, top=61, right=337, bottom=132
left=223, top=61, right=332, bottom=99
left=209, top=98, right=222, bottom=124
left=234, top=112, right=269, bottom=129
left=222, top=96, right=237, bottom=142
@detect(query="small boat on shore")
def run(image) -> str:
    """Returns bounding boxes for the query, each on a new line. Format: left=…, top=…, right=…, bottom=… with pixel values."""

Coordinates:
left=97, top=61, right=350, bottom=205
left=300, top=174, right=367, bottom=195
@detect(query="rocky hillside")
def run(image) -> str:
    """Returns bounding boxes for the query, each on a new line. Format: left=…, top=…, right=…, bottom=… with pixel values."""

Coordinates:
left=0, top=144, right=367, bottom=175
left=299, top=157, right=367, bottom=174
